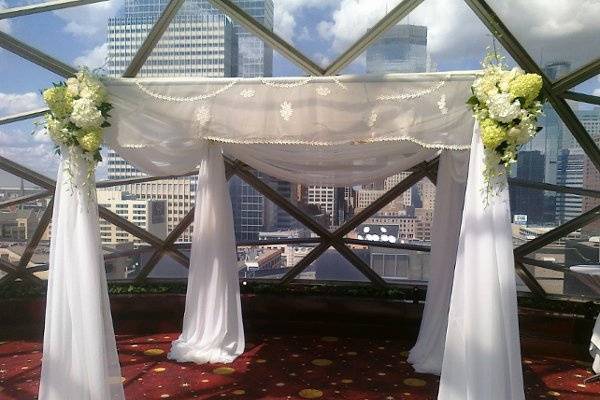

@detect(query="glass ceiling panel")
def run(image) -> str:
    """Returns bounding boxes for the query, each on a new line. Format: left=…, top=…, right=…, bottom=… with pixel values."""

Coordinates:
left=0, top=51, right=61, bottom=118
left=514, top=102, right=600, bottom=192
left=341, top=0, right=517, bottom=75
left=228, top=0, right=405, bottom=69
left=572, top=75, right=600, bottom=98
left=571, top=101, right=600, bottom=142
left=488, top=0, right=600, bottom=81
left=6, top=0, right=165, bottom=75
left=0, top=120, right=58, bottom=180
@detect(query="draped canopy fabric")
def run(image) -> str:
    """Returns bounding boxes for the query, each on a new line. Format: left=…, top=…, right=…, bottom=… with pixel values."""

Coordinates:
left=105, top=72, right=476, bottom=185
left=40, top=71, right=526, bottom=400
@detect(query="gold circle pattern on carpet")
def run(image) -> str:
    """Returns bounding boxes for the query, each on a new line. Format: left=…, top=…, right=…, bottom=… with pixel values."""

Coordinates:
left=232, top=389, right=246, bottom=395
left=403, top=378, right=427, bottom=387
left=153, top=367, right=166, bottom=373
left=143, top=349, right=164, bottom=356
left=311, top=358, right=333, bottom=366
left=212, top=367, right=236, bottom=375
left=299, top=388, right=324, bottom=398
left=321, top=336, right=338, bottom=342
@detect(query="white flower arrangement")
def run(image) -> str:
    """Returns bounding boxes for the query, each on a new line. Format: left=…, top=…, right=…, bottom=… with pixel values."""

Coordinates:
left=41, top=69, right=111, bottom=189
left=467, top=51, right=545, bottom=198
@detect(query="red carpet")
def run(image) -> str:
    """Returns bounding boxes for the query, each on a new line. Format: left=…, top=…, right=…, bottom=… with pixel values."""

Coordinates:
left=1, top=333, right=599, bottom=399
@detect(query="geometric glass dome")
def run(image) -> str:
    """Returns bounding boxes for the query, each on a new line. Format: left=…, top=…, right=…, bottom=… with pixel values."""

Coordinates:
left=1, top=0, right=600, bottom=301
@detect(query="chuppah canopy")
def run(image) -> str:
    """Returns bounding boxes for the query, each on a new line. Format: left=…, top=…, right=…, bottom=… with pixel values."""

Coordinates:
left=39, top=72, right=524, bottom=400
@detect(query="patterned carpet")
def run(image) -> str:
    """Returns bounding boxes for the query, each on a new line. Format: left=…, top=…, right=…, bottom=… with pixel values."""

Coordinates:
left=1, top=333, right=599, bottom=399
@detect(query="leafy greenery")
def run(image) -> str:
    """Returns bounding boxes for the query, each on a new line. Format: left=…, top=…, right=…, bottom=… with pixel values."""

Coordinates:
left=0, top=281, right=598, bottom=317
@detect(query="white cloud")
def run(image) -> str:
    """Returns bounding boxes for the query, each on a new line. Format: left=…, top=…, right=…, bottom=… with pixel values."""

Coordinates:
left=315, top=0, right=600, bottom=71
left=298, top=26, right=311, bottom=42
left=312, top=52, right=331, bottom=68
left=0, top=127, right=58, bottom=179
left=273, top=0, right=338, bottom=45
left=53, top=0, right=123, bottom=38
left=0, top=1, right=12, bottom=33
left=316, top=0, right=394, bottom=53
left=0, top=92, right=43, bottom=116
left=274, top=7, right=296, bottom=44
left=489, top=0, right=600, bottom=67
left=74, top=43, right=108, bottom=69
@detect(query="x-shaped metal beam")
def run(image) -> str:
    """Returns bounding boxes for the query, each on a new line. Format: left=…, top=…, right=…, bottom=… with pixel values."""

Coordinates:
left=225, top=157, right=439, bottom=288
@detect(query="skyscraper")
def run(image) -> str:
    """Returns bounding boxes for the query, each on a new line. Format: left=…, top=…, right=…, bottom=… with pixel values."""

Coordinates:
left=556, top=148, right=584, bottom=223
left=366, top=24, right=427, bottom=74
left=108, top=0, right=236, bottom=77
left=520, top=61, right=572, bottom=224
left=578, top=107, right=600, bottom=234
left=509, top=150, right=546, bottom=225
left=105, top=0, right=276, bottom=242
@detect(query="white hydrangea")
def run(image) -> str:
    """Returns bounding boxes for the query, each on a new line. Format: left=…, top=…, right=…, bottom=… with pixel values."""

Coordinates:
left=70, top=98, right=104, bottom=129
left=487, top=93, right=521, bottom=123
left=66, top=77, right=80, bottom=97
left=78, top=73, right=107, bottom=105
left=473, top=74, right=500, bottom=103
left=45, top=115, right=69, bottom=143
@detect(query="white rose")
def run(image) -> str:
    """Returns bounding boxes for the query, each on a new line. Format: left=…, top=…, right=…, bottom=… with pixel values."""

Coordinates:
left=473, top=75, right=499, bottom=103
left=499, top=67, right=524, bottom=92
left=487, top=93, right=521, bottom=123
left=508, top=127, right=530, bottom=145
left=70, top=98, right=104, bottom=129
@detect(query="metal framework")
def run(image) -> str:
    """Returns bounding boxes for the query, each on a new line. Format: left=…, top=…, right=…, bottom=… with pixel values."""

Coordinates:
left=1, top=0, right=600, bottom=301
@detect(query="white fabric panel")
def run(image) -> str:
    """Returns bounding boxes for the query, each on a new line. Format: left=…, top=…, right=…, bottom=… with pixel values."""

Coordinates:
left=39, top=152, right=125, bottom=400
left=222, top=142, right=439, bottom=186
left=104, top=72, right=476, bottom=177
left=168, top=144, right=245, bottom=364
left=438, top=126, right=524, bottom=400
left=408, top=149, right=468, bottom=375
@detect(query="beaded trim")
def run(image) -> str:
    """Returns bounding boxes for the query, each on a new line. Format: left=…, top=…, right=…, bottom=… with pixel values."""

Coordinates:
left=199, top=135, right=471, bottom=150
left=261, top=77, right=313, bottom=88
left=134, top=76, right=372, bottom=102
left=377, top=81, right=446, bottom=101
left=135, top=79, right=239, bottom=102
left=117, top=136, right=470, bottom=150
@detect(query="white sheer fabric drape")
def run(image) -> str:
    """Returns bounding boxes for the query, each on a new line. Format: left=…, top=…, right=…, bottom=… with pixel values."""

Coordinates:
left=438, top=126, right=524, bottom=400
left=104, top=73, right=475, bottom=177
left=168, top=144, right=245, bottom=363
left=39, top=151, right=124, bottom=400
left=408, top=149, right=468, bottom=374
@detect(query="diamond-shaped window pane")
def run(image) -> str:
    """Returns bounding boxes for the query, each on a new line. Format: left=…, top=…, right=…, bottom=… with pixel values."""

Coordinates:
left=489, top=0, right=600, bottom=81
left=342, top=0, right=517, bottom=75
left=572, top=75, right=600, bottom=98
left=7, top=0, right=166, bottom=75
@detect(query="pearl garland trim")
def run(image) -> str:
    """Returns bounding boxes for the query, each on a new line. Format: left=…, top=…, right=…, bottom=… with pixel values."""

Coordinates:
left=134, top=79, right=239, bottom=102
left=377, top=81, right=446, bottom=101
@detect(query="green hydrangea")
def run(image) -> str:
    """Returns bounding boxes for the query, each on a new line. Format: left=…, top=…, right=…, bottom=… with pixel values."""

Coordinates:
left=509, top=73, right=543, bottom=105
left=78, top=129, right=103, bottom=152
left=42, top=86, right=73, bottom=119
left=480, top=118, right=507, bottom=150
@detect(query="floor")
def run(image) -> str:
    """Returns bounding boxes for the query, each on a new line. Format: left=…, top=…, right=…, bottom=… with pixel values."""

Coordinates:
left=1, top=333, right=599, bottom=399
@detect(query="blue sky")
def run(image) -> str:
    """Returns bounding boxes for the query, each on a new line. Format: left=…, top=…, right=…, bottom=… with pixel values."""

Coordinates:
left=1, top=0, right=599, bottom=187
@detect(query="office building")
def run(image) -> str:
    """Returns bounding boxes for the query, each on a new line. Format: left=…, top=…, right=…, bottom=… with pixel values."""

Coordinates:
left=97, top=190, right=167, bottom=245
left=366, top=24, right=427, bottom=74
